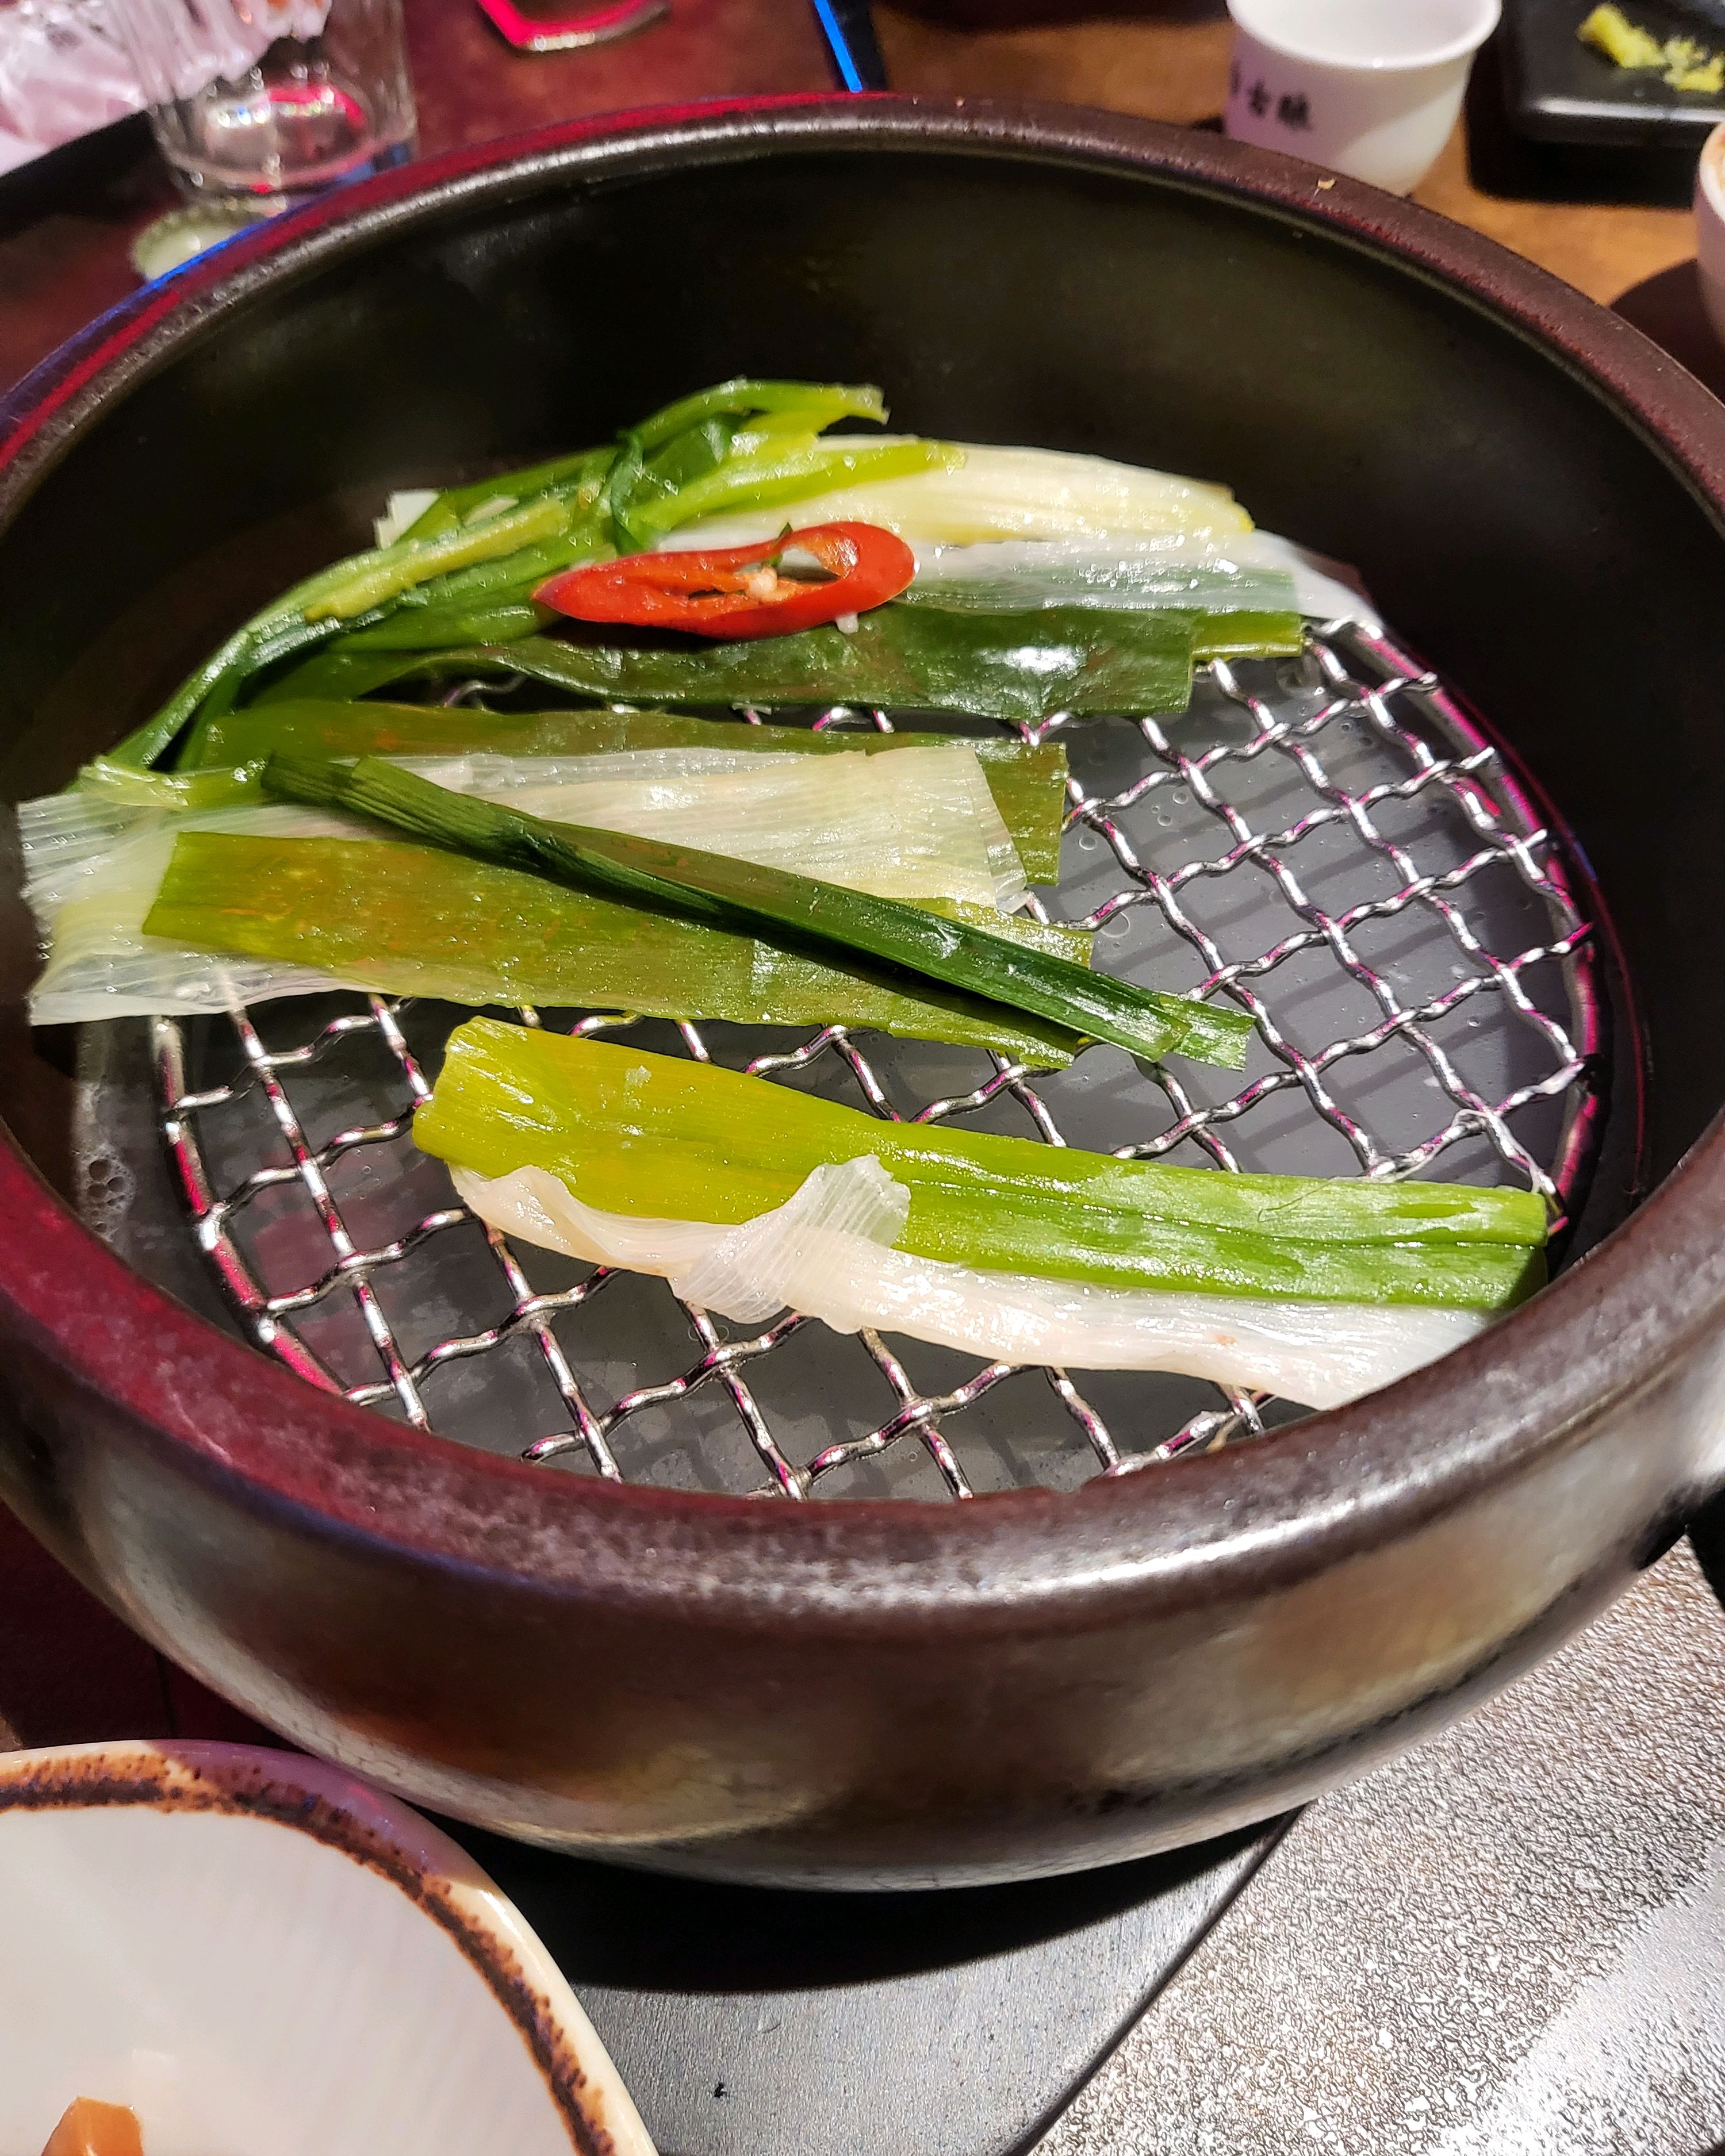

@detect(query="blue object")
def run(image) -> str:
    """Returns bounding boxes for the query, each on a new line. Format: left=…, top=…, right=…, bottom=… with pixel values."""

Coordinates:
left=810, top=0, right=888, bottom=92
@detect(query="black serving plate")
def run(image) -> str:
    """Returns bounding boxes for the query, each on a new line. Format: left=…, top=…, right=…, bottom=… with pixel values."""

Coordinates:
left=1505, top=0, right=1725, bottom=144
left=446, top=1814, right=1287, bottom=2156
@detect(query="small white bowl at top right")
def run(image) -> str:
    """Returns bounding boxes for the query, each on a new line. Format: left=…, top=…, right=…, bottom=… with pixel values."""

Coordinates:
left=1695, top=121, right=1725, bottom=351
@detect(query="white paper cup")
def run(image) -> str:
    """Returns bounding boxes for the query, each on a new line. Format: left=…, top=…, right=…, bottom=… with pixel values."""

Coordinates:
left=1695, top=122, right=1725, bottom=351
left=1225, top=0, right=1501, bottom=197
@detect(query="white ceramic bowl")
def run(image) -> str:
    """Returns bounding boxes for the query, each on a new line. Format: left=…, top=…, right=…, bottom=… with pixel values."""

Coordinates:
left=0, top=1743, right=656, bottom=2156
left=1225, top=0, right=1502, bottom=195
left=1696, top=122, right=1725, bottom=351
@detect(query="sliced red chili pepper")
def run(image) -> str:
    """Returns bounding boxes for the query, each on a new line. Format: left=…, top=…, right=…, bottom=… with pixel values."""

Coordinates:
left=534, top=521, right=916, bottom=641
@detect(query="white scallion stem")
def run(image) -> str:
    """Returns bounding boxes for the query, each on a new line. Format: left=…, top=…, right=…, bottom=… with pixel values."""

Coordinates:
left=20, top=744, right=1029, bottom=1024
left=453, top=1156, right=1487, bottom=1409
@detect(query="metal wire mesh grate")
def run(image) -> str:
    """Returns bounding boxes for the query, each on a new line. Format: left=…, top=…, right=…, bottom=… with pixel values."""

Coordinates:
left=151, top=624, right=1604, bottom=1501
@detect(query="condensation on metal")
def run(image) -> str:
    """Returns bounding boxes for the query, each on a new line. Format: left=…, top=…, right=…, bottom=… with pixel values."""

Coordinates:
left=151, top=627, right=1603, bottom=1500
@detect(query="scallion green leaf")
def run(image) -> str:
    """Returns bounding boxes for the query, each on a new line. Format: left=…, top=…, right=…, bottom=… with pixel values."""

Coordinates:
left=260, top=753, right=1254, bottom=1068
left=417, top=1020, right=1550, bottom=1310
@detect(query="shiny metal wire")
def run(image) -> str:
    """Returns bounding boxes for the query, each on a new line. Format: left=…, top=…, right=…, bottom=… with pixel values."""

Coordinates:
left=152, top=624, right=1604, bottom=1499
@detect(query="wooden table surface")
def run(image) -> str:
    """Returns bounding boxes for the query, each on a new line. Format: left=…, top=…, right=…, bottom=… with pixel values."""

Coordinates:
left=0, top=0, right=1721, bottom=1745
left=0, top=0, right=1718, bottom=398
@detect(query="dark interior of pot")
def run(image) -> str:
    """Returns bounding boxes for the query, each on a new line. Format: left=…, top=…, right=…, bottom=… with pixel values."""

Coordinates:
left=0, top=126, right=1719, bottom=1498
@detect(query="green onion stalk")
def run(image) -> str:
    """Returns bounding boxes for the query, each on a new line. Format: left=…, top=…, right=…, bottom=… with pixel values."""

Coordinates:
left=108, top=379, right=954, bottom=772
left=259, top=753, right=1255, bottom=1069
left=418, top=1019, right=1550, bottom=1311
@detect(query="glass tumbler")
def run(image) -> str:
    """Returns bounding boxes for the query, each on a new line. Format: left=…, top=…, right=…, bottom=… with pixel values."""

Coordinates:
left=110, top=0, right=416, bottom=210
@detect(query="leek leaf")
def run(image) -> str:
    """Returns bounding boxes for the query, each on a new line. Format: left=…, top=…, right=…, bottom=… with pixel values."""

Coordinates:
left=416, top=1021, right=1550, bottom=1310
left=254, top=598, right=1302, bottom=727
left=620, top=437, right=961, bottom=550
left=319, top=601, right=553, bottom=650
left=261, top=754, right=1251, bottom=1067
left=451, top=1153, right=1489, bottom=1405
left=113, top=382, right=898, bottom=769
left=632, top=379, right=888, bottom=450
left=141, top=834, right=1087, bottom=1061
left=662, top=441, right=1256, bottom=550
left=608, top=378, right=897, bottom=547
left=107, top=475, right=611, bottom=770
left=394, top=445, right=615, bottom=543
left=302, top=497, right=575, bottom=623
left=176, top=700, right=1068, bottom=884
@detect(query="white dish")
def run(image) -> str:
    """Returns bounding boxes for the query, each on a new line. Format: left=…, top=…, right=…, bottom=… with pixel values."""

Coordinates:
left=1225, top=0, right=1501, bottom=195
left=0, top=1741, right=657, bottom=2156
left=1696, top=122, right=1725, bottom=351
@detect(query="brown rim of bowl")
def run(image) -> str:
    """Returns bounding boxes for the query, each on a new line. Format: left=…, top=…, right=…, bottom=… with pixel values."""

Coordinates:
left=2, top=93, right=1723, bottom=1633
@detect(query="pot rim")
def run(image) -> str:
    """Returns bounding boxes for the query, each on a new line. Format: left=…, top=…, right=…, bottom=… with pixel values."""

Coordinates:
left=3, top=91, right=1723, bottom=1627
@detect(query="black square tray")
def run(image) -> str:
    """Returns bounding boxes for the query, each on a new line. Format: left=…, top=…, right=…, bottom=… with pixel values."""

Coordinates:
left=1504, top=0, right=1725, bottom=144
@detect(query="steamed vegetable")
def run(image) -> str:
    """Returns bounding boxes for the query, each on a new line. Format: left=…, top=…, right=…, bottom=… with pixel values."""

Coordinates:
left=105, top=452, right=615, bottom=773
left=415, top=1022, right=1548, bottom=1398
left=536, top=522, right=917, bottom=638
left=451, top=1152, right=1489, bottom=1409
left=136, top=834, right=1088, bottom=1058
left=104, top=381, right=1333, bottom=766
left=254, top=593, right=1302, bottom=728
left=898, top=536, right=1300, bottom=615
left=599, top=380, right=952, bottom=551
left=26, top=743, right=1067, bottom=1037
left=657, top=440, right=1256, bottom=548
left=417, top=1021, right=1548, bottom=1309
left=259, top=755, right=1255, bottom=1068
left=420, top=743, right=1027, bottom=908
left=163, top=701, right=1070, bottom=884
left=105, top=379, right=958, bottom=770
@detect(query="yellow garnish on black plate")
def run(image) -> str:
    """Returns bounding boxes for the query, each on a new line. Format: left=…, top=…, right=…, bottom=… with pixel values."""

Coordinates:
left=1578, top=3, right=1725, bottom=92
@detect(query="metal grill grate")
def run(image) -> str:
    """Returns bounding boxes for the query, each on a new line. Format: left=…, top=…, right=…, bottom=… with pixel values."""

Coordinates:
left=151, top=626, right=1604, bottom=1501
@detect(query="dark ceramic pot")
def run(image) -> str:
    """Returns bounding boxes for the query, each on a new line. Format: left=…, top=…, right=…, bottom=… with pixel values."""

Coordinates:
left=2, top=97, right=1723, bottom=1889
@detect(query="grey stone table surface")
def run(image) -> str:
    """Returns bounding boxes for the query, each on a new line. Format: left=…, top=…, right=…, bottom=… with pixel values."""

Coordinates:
left=1039, top=1541, right=1725, bottom=2156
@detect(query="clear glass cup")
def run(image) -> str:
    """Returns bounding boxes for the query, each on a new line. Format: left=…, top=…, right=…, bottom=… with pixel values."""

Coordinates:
left=110, top=0, right=417, bottom=211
